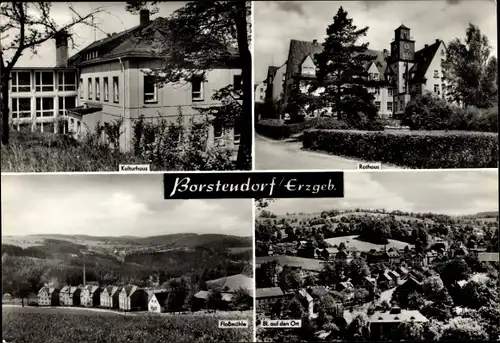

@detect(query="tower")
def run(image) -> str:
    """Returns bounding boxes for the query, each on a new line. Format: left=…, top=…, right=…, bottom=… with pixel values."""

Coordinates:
left=389, top=25, right=416, bottom=114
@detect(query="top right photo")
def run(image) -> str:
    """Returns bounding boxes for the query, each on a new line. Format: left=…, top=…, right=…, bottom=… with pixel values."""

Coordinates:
left=254, top=0, right=498, bottom=170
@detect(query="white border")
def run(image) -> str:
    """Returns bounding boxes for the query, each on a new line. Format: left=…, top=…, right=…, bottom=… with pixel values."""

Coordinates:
left=250, top=0, right=256, bottom=173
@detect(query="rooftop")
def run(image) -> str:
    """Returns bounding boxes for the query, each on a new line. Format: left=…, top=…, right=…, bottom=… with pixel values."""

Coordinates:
left=256, top=287, right=284, bottom=299
left=369, top=309, right=428, bottom=323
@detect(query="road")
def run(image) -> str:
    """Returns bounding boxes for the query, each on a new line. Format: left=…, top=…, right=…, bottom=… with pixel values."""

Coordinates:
left=254, top=134, right=401, bottom=170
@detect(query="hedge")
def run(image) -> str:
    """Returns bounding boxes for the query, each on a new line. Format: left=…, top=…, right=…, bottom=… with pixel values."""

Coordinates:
left=255, top=118, right=351, bottom=140
left=302, top=129, right=498, bottom=169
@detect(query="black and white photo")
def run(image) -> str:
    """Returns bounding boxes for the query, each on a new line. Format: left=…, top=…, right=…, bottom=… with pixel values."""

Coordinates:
left=255, top=170, right=499, bottom=342
left=1, top=174, right=254, bottom=342
left=1, top=1, right=252, bottom=172
left=254, top=0, right=498, bottom=170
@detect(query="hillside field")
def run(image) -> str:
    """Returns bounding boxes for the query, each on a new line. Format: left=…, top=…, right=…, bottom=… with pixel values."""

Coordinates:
left=324, top=235, right=414, bottom=252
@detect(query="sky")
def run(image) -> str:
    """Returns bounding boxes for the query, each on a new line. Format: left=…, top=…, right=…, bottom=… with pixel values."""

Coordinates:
left=1, top=1, right=185, bottom=68
left=254, top=0, right=498, bottom=82
left=1, top=174, right=253, bottom=237
left=266, top=170, right=498, bottom=216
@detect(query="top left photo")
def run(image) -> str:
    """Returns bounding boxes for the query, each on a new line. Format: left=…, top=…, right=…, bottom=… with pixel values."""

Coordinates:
left=1, top=1, right=252, bottom=173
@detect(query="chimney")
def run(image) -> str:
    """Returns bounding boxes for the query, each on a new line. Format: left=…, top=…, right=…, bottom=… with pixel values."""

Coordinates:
left=54, top=30, right=70, bottom=67
left=83, top=264, right=86, bottom=286
left=140, top=9, right=150, bottom=26
left=313, top=39, right=318, bottom=45
left=435, top=39, right=440, bottom=43
left=425, top=44, right=428, bottom=48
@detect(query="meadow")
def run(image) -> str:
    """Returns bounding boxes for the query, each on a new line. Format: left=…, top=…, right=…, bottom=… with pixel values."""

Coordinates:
left=2, top=306, right=253, bottom=343
left=324, top=235, right=414, bottom=252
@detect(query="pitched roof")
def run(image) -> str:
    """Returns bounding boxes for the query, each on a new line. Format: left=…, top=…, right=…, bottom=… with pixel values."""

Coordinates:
left=206, top=274, right=253, bottom=293
left=286, top=39, right=324, bottom=76
left=151, top=291, right=169, bottom=305
left=286, top=39, right=389, bottom=80
left=369, top=309, right=428, bottom=323
left=60, top=286, right=69, bottom=293
left=122, top=285, right=138, bottom=296
left=409, top=40, right=442, bottom=83
left=298, top=288, right=313, bottom=302
left=194, top=290, right=211, bottom=300
left=396, top=24, right=410, bottom=30
left=69, top=17, right=238, bottom=67
left=256, top=287, right=284, bottom=298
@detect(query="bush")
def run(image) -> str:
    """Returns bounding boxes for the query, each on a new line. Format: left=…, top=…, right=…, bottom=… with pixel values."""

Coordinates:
left=302, top=129, right=498, bottom=168
left=402, top=94, right=498, bottom=132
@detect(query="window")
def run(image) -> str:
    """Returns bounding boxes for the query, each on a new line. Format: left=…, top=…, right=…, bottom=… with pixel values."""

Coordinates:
left=368, top=73, right=373, bottom=80
left=88, top=78, right=92, bottom=100
left=214, top=121, right=223, bottom=139
left=375, top=88, right=380, bottom=95
left=58, top=71, right=76, bottom=91
left=35, top=71, right=54, bottom=92
left=11, top=98, right=32, bottom=119
left=58, top=96, right=76, bottom=116
left=399, top=101, right=403, bottom=110
left=387, top=102, right=393, bottom=112
left=441, top=49, right=445, bottom=56
left=144, top=75, right=158, bottom=103
left=434, top=84, right=439, bottom=93
left=373, top=73, right=379, bottom=81
left=36, top=97, right=55, bottom=117
left=388, top=88, right=393, bottom=96
left=113, top=76, right=119, bottom=103
left=233, top=74, right=242, bottom=92
left=95, top=78, right=100, bottom=101
left=375, top=101, right=381, bottom=110
left=11, top=71, right=31, bottom=92
left=394, top=101, right=398, bottom=112
left=433, top=70, right=439, bottom=78
left=103, top=77, right=109, bottom=102
left=79, top=79, right=84, bottom=98
left=191, top=77, right=204, bottom=101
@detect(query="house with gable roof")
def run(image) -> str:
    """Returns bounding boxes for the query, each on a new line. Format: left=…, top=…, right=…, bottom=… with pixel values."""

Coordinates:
left=100, top=286, right=122, bottom=309
left=119, top=285, right=148, bottom=311
left=81, top=285, right=102, bottom=307
left=38, top=286, right=61, bottom=306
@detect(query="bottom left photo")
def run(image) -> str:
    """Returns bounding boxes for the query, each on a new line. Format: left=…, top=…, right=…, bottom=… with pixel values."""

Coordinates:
left=1, top=174, right=254, bottom=343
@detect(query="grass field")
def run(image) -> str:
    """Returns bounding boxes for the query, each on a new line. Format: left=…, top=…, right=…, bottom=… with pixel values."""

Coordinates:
left=2, top=306, right=253, bottom=342
left=256, top=255, right=325, bottom=271
left=324, top=235, right=413, bottom=252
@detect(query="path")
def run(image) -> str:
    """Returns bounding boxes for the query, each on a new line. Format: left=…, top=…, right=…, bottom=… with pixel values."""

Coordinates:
left=254, top=134, right=401, bottom=170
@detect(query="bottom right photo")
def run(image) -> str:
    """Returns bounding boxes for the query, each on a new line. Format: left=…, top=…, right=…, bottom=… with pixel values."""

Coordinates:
left=255, top=170, right=499, bottom=342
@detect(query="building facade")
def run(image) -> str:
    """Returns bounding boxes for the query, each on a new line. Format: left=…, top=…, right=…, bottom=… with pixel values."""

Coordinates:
left=8, top=10, right=242, bottom=155
left=38, top=287, right=60, bottom=306
left=274, top=25, right=447, bottom=119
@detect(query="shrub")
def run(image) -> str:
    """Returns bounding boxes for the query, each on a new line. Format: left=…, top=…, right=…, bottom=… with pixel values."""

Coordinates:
left=302, top=129, right=498, bottom=169
left=132, top=109, right=235, bottom=171
left=402, top=94, right=498, bottom=132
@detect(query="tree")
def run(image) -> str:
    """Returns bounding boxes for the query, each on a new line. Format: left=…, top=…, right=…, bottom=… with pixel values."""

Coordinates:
left=346, top=313, right=370, bottom=341
left=125, top=1, right=252, bottom=170
left=232, top=287, right=252, bottom=310
left=1, top=2, right=104, bottom=144
left=256, top=261, right=279, bottom=288
left=443, top=23, right=498, bottom=109
left=316, top=294, right=342, bottom=328
left=412, top=227, right=430, bottom=255
left=460, top=280, right=493, bottom=309
left=278, top=266, right=301, bottom=291
left=310, top=7, right=382, bottom=125
left=348, top=258, right=370, bottom=285
left=285, top=297, right=305, bottom=319
left=395, top=321, right=424, bottom=341
left=441, top=317, right=489, bottom=341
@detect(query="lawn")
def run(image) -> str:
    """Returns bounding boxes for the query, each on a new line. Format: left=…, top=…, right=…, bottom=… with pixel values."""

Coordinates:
left=324, top=235, right=413, bottom=252
left=2, top=306, right=253, bottom=343
left=256, top=255, right=325, bottom=272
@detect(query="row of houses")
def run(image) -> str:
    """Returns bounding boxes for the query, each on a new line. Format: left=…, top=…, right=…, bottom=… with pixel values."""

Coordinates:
left=38, top=284, right=146, bottom=311
left=37, top=273, right=254, bottom=313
